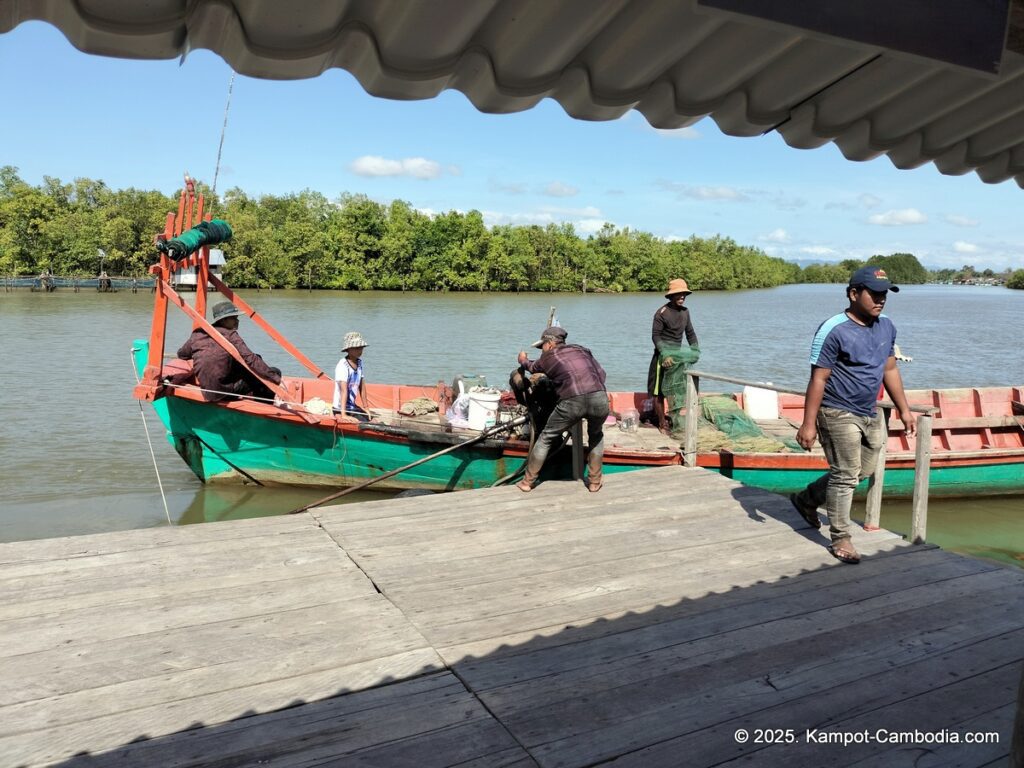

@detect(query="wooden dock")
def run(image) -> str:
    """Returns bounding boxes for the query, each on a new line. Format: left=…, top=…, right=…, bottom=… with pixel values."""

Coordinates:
left=1, top=466, right=1021, bottom=767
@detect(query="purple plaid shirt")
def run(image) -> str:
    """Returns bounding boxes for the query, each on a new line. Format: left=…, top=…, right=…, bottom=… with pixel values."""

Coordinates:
left=523, top=343, right=606, bottom=399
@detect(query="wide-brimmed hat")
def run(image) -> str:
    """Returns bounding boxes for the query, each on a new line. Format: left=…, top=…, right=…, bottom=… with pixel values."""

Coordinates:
left=531, top=325, right=568, bottom=349
left=665, top=278, right=692, bottom=297
left=211, top=300, right=241, bottom=325
left=849, top=265, right=900, bottom=292
left=342, top=331, right=368, bottom=350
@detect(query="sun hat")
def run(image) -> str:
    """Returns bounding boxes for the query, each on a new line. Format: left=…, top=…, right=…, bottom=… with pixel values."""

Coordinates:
left=342, top=331, right=368, bottom=350
left=531, top=325, right=568, bottom=349
left=849, top=265, right=900, bottom=292
left=665, top=278, right=692, bottom=297
left=211, top=300, right=241, bottom=325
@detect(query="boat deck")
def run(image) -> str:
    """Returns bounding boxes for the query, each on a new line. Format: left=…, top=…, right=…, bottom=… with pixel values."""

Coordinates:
left=1, top=467, right=1021, bottom=766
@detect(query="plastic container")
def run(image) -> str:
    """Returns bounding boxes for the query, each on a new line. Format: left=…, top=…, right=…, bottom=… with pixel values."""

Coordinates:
left=467, top=388, right=501, bottom=431
left=452, top=374, right=487, bottom=396
left=618, top=408, right=639, bottom=432
left=742, top=385, right=779, bottom=420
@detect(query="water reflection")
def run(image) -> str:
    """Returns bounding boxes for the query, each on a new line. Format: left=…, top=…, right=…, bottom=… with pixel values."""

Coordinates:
left=176, top=484, right=397, bottom=526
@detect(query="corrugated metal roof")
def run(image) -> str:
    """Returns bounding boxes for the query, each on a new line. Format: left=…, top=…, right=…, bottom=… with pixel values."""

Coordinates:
left=5, top=0, right=1024, bottom=188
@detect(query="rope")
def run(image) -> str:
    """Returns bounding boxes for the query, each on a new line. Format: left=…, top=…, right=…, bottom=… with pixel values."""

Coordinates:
left=131, top=348, right=172, bottom=526
left=211, top=71, right=235, bottom=199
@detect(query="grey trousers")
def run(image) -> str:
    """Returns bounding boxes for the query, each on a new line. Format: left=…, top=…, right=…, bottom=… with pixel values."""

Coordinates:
left=795, top=407, right=884, bottom=542
left=526, top=391, right=609, bottom=480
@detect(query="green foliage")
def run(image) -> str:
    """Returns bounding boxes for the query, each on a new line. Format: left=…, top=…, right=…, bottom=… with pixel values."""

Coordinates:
left=1006, top=270, right=1024, bottom=290
left=5, top=167, right=992, bottom=293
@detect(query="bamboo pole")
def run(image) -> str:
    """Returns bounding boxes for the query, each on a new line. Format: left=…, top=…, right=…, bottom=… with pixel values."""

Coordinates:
left=289, top=415, right=529, bottom=513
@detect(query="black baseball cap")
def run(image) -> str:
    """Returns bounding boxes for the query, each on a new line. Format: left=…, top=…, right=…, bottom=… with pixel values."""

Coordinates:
left=849, top=265, right=899, bottom=292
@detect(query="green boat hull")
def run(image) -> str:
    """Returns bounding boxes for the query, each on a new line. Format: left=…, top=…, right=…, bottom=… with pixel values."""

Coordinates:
left=712, top=464, right=1024, bottom=499
left=134, top=342, right=1023, bottom=497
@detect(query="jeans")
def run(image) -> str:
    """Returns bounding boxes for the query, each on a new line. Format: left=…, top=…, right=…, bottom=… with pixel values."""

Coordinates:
left=795, top=407, right=884, bottom=542
left=526, top=391, right=609, bottom=480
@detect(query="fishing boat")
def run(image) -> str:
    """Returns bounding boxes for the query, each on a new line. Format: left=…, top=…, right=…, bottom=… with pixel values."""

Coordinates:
left=133, top=190, right=1024, bottom=498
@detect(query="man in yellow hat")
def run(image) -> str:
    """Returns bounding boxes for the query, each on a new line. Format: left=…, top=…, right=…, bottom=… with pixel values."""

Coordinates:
left=648, top=278, right=699, bottom=432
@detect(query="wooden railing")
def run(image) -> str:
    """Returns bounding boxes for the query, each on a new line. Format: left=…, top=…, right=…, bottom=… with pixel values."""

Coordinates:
left=681, top=369, right=938, bottom=544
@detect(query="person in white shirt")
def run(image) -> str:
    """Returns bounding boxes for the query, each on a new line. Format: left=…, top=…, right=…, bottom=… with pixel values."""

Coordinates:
left=333, top=332, right=370, bottom=422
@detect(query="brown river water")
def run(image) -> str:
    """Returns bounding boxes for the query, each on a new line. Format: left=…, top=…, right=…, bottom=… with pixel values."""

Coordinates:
left=1, top=284, right=1021, bottom=567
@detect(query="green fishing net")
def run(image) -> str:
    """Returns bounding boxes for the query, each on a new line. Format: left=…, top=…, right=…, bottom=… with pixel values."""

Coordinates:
left=659, top=349, right=803, bottom=453
left=164, top=219, right=233, bottom=258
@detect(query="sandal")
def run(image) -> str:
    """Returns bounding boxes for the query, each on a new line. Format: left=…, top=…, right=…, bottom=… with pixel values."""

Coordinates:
left=829, top=540, right=861, bottom=564
left=586, top=478, right=603, bottom=493
left=789, top=493, right=822, bottom=529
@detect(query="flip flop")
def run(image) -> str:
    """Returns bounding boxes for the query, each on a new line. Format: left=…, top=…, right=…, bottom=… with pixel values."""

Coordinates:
left=789, top=493, right=822, bottom=529
left=586, top=479, right=603, bottom=493
left=829, top=541, right=861, bottom=564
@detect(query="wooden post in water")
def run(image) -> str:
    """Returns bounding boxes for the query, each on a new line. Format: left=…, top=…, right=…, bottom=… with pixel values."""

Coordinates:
left=683, top=372, right=698, bottom=468
left=864, top=407, right=889, bottom=531
left=910, top=413, right=933, bottom=544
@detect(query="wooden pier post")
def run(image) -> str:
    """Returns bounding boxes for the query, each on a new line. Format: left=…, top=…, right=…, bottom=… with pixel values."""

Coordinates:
left=570, top=421, right=584, bottom=480
left=863, top=407, right=889, bottom=531
left=683, top=372, right=698, bottom=467
left=910, top=413, right=933, bottom=544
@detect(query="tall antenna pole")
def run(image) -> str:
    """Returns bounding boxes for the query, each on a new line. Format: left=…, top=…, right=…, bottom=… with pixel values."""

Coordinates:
left=211, top=71, right=236, bottom=200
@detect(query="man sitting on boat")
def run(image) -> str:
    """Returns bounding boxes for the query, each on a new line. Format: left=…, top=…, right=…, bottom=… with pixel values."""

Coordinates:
left=333, top=332, right=371, bottom=422
left=516, top=326, right=609, bottom=493
left=176, top=300, right=282, bottom=402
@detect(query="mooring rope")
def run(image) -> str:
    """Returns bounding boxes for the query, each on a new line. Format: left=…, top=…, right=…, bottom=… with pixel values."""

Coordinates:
left=211, top=71, right=235, bottom=199
left=130, top=349, right=172, bottom=526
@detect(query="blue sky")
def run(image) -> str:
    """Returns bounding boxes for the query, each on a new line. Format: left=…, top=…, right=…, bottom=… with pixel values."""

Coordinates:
left=2, top=20, right=1022, bottom=271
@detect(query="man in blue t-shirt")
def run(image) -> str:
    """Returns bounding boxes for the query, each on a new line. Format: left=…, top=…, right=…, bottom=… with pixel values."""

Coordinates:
left=791, top=266, right=917, bottom=564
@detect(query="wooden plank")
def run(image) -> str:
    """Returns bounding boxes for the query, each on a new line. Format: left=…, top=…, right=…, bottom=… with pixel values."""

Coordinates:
left=1, top=466, right=1018, bottom=768
left=315, top=467, right=724, bottom=530
left=599, top=646, right=1021, bottom=768
left=0, top=599, right=437, bottom=706
left=0, top=572, right=383, bottom=656
left=465, top=569, right=1023, bottom=718
left=452, top=550, right=1001, bottom=691
left=0, top=532, right=356, bottom=604
left=0, top=525, right=344, bottom=583
left=360, top=524, right=905, bottom=618
left=0, top=671, right=524, bottom=768
left=522, top=615, right=1024, bottom=767
left=439, top=545, right=957, bottom=663
left=73, top=673, right=533, bottom=768
left=0, top=513, right=316, bottom=565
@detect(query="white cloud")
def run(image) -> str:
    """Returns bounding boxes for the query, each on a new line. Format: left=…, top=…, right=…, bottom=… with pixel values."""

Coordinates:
left=761, top=228, right=790, bottom=243
left=481, top=205, right=606, bottom=234
left=349, top=155, right=446, bottom=180
left=867, top=208, right=928, bottom=226
left=800, top=246, right=837, bottom=255
left=859, top=193, right=882, bottom=209
left=575, top=218, right=607, bottom=235
left=543, top=181, right=579, bottom=197
left=657, top=180, right=748, bottom=202
left=945, top=214, right=979, bottom=227
left=953, top=240, right=979, bottom=253
left=490, top=180, right=527, bottom=195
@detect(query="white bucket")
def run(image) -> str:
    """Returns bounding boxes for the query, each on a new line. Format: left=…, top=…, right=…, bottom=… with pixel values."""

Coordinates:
left=742, top=385, right=779, bottom=420
left=467, top=390, right=501, bottom=431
